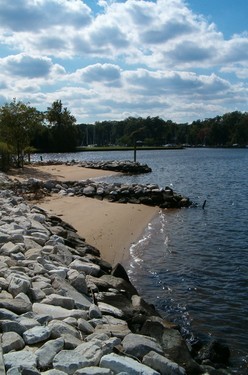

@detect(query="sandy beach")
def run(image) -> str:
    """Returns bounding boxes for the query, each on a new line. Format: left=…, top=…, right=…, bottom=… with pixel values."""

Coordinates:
left=8, top=164, right=159, bottom=265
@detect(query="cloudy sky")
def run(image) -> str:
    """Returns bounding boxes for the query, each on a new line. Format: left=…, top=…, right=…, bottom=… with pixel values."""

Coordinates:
left=0, top=0, right=247, bottom=124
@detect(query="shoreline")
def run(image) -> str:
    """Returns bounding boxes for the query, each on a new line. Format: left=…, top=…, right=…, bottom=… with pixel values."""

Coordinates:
left=7, top=164, right=159, bottom=265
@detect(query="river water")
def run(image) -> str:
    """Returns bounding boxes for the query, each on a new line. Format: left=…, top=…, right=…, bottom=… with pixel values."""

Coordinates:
left=33, top=148, right=248, bottom=373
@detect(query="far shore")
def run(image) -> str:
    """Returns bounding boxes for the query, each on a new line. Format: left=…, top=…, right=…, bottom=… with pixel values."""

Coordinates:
left=7, top=164, right=159, bottom=265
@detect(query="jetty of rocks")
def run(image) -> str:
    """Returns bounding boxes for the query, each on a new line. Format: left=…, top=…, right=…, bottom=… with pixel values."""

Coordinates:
left=8, top=160, right=192, bottom=208
left=0, top=168, right=232, bottom=374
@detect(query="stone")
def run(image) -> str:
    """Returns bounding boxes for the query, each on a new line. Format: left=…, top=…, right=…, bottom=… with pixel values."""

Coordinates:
left=51, top=277, right=92, bottom=309
left=42, top=294, right=75, bottom=310
left=142, top=351, right=186, bottom=375
left=122, top=333, right=164, bottom=359
left=23, top=326, right=51, bottom=344
left=70, top=259, right=100, bottom=277
left=36, top=337, right=64, bottom=369
left=33, top=303, right=87, bottom=320
left=48, top=319, right=81, bottom=340
left=53, top=350, right=93, bottom=375
left=4, top=351, right=37, bottom=371
left=0, top=308, right=18, bottom=320
left=88, top=304, right=102, bottom=319
left=78, top=318, right=95, bottom=335
left=70, top=274, right=88, bottom=295
left=97, top=302, right=124, bottom=319
left=42, top=370, right=67, bottom=375
left=99, top=353, right=160, bottom=375
left=7, top=274, right=31, bottom=297
left=74, top=367, right=112, bottom=374
left=0, top=320, right=27, bottom=335
left=1, top=332, right=25, bottom=353
left=75, top=341, right=103, bottom=365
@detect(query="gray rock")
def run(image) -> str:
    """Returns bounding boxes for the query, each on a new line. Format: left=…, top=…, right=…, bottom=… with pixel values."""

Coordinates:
left=36, top=337, right=64, bottom=369
left=99, top=353, right=160, bottom=375
left=70, top=259, right=100, bottom=277
left=142, top=351, right=186, bottom=375
left=53, top=350, right=93, bottom=375
left=33, top=303, right=87, bottom=320
left=48, top=319, right=81, bottom=340
left=41, top=370, right=67, bottom=375
left=70, top=274, right=88, bottom=295
left=0, top=320, right=27, bottom=335
left=1, top=242, right=23, bottom=256
left=97, top=302, right=124, bottom=319
left=7, top=274, right=31, bottom=297
left=78, top=318, right=95, bottom=335
left=75, top=341, right=103, bottom=365
left=23, top=326, right=51, bottom=344
left=17, top=316, right=41, bottom=330
left=51, top=277, right=91, bottom=309
left=0, top=308, right=18, bottom=320
left=4, top=351, right=37, bottom=371
left=122, top=333, right=163, bottom=360
left=42, top=294, right=75, bottom=310
left=2, top=332, right=25, bottom=353
left=88, top=304, right=102, bottom=319
left=74, top=367, right=112, bottom=374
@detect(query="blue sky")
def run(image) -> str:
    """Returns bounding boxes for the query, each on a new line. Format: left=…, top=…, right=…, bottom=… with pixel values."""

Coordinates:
left=0, top=0, right=247, bottom=124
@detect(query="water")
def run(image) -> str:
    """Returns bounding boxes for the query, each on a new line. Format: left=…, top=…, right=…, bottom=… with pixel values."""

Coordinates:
left=33, top=148, right=248, bottom=373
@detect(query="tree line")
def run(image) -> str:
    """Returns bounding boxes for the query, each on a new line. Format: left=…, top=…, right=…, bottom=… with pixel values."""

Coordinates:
left=0, top=98, right=247, bottom=171
left=79, top=112, right=248, bottom=148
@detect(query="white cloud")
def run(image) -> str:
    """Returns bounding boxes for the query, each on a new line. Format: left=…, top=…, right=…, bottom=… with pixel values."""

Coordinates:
left=0, top=0, right=247, bottom=123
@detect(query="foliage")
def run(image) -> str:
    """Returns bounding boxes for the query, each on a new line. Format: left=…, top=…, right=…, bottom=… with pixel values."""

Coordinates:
left=0, top=96, right=247, bottom=172
left=0, top=141, right=13, bottom=171
left=0, top=99, right=44, bottom=168
left=78, top=111, right=248, bottom=147
left=45, top=100, right=80, bottom=152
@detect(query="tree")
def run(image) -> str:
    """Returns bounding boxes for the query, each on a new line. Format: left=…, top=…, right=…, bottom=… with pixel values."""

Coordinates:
left=0, top=99, right=44, bottom=168
left=46, top=100, right=80, bottom=152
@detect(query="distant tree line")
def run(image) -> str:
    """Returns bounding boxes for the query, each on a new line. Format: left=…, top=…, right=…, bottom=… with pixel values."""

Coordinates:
left=0, top=98, right=247, bottom=171
left=78, top=111, right=248, bottom=148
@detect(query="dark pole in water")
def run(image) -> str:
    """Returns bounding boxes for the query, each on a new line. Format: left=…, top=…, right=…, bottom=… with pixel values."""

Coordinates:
left=134, top=140, right=137, bottom=162
left=202, top=200, right=207, bottom=209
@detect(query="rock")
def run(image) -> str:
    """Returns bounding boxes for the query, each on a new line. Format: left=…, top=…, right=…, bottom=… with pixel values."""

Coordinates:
left=70, top=259, right=100, bottom=277
left=142, top=351, right=186, bottom=375
left=78, top=318, right=95, bottom=335
left=23, top=326, right=51, bottom=344
left=1, top=332, right=25, bottom=353
left=0, top=298, right=32, bottom=314
left=88, top=304, right=102, bottom=319
left=33, top=303, right=87, bottom=320
left=53, top=350, right=93, bottom=375
left=41, top=294, right=75, bottom=310
left=99, top=353, right=160, bottom=374
left=122, top=333, right=164, bottom=359
left=48, top=319, right=81, bottom=340
left=74, top=367, right=112, bottom=374
left=36, top=337, right=64, bottom=369
left=4, top=351, right=37, bottom=371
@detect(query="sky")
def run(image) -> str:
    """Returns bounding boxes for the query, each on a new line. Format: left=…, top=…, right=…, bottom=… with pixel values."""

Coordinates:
left=0, top=0, right=248, bottom=124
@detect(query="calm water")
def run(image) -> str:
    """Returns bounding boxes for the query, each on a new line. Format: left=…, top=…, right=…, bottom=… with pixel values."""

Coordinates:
left=33, top=148, right=248, bottom=373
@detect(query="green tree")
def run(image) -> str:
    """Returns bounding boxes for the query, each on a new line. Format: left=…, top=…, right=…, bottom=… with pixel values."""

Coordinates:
left=0, top=99, right=43, bottom=168
left=46, top=100, right=79, bottom=152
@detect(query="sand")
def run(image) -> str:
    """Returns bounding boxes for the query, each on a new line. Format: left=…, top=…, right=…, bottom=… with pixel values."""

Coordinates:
left=8, top=164, right=159, bottom=265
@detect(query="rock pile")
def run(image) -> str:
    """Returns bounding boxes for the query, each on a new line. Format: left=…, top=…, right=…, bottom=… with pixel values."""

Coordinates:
left=0, top=186, right=232, bottom=374
left=78, top=160, right=152, bottom=174
left=11, top=178, right=191, bottom=208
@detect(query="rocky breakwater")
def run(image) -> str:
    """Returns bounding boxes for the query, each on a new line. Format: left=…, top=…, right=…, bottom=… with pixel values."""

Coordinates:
left=12, top=179, right=191, bottom=209
left=79, top=160, right=152, bottom=174
left=0, top=181, right=233, bottom=374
